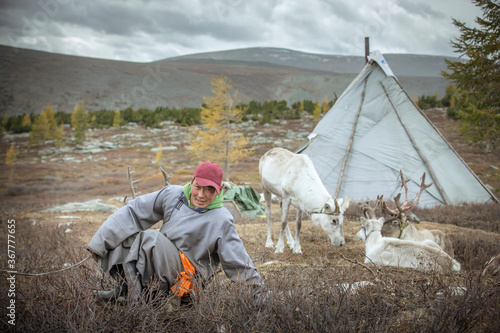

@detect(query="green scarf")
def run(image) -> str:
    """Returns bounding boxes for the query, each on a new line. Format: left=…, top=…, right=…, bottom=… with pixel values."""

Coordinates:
left=183, top=182, right=224, bottom=210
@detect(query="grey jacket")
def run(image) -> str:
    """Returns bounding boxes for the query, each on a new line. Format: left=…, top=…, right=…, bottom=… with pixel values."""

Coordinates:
left=88, top=185, right=263, bottom=287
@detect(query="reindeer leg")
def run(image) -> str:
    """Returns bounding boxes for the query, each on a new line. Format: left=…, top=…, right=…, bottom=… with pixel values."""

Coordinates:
left=263, top=188, right=274, bottom=248
left=293, top=209, right=303, bottom=254
left=284, top=207, right=295, bottom=250
left=275, top=198, right=291, bottom=253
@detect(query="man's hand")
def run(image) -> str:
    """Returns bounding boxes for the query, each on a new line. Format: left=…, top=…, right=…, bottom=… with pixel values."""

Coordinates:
left=88, top=249, right=100, bottom=261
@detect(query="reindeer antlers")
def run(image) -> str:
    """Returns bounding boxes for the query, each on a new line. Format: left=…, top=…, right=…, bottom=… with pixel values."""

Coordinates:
left=382, top=170, right=433, bottom=218
left=361, top=195, right=384, bottom=219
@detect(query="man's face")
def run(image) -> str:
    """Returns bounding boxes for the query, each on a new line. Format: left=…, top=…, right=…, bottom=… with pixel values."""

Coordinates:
left=190, top=179, right=217, bottom=208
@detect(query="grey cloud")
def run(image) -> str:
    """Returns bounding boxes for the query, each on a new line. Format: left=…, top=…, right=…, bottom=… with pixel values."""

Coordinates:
left=0, top=0, right=485, bottom=62
left=394, top=0, right=446, bottom=20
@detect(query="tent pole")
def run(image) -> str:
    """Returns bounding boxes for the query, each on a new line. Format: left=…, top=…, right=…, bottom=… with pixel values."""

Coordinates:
left=365, top=37, right=370, bottom=63
left=335, top=77, right=368, bottom=198
left=396, top=80, right=499, bottom=204
left=380, top=81, right=451, bottom=205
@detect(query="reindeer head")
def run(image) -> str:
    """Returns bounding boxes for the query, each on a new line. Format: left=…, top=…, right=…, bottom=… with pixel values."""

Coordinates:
left=382, top=170, right=432, bottom=235
left=311, top=197, right=350, bottom=247
left=356, top=195, right=384, bottom=241
left=360, top=195, right=384, bottom=220
left=358, top=216, right=385, bottom=241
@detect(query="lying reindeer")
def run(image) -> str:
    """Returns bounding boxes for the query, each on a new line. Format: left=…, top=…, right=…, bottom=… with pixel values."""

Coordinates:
left=381, top=218, right=455, bottom=257
left=380, top=171, right=455, bottom=258
left=360, top=216, right=460, bottom=272
left=358, top=193, right=455, bottom=258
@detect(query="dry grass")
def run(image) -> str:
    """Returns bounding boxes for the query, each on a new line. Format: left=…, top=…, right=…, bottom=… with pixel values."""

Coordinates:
left=0, top=114, right=499, bottom=332
left=1, top=198, right=499, bottom=332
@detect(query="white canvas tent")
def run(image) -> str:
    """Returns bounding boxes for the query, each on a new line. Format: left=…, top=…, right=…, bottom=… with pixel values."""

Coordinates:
left=297, top=51, right=498, bottom=207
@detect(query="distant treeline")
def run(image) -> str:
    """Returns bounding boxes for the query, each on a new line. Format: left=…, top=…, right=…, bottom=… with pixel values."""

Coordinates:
left=2, top=90, right=452, bottom=134
left=1, top=99, right=334, bottom=134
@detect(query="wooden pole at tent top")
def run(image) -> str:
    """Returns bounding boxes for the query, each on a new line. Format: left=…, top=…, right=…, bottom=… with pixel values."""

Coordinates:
left=365, top=37, right=370, bottom=63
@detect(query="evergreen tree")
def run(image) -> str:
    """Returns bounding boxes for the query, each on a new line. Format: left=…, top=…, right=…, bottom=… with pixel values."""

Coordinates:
left=442, top=0, right=499, bottom=150
left=189, top=75, right=252, bottom=179
left=71, top=100, right=88, bottom=144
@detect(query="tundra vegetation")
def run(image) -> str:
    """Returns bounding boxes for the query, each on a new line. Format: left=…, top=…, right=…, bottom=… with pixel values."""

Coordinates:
left=0, top=112, right=499, bottom=332
left=0, top=199, right=499, bottom=332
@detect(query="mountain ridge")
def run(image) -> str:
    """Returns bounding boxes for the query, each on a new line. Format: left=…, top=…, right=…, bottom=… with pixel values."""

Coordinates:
left=1, top=45, right=455, bottom=116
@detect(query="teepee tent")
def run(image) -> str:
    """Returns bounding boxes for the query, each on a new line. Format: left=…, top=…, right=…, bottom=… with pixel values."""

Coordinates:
left=297, top=51, right=498, bottom=207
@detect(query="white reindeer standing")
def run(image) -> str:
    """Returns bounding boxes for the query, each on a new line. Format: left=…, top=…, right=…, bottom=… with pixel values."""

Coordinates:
left=259, top=148, right=349, bottom=254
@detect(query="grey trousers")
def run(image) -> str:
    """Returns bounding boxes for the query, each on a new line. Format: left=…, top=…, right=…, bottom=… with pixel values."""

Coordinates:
left=120, top=229, right=184, bottom=297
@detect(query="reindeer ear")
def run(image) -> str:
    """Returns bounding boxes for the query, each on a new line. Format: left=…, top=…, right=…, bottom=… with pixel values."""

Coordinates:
left=323, top=202, right=334, bottom=214
left=342, top=196, right=350, bottom=210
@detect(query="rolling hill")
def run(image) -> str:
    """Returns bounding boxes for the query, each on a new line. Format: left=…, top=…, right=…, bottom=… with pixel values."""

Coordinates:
left=1, top=45, right=456, bottom=116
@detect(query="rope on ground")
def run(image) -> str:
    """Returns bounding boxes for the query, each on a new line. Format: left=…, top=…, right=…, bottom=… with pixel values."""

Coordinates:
left=0, top=255, right=92, bottom=277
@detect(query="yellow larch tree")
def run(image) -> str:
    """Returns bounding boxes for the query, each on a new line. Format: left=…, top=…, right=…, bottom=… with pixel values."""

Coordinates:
left=21, top=114, right=31, bottom=127
left=6, top=143, right=17, bottom=167
left=313, top=102, right=322, bottom=123
left=30, top=108, right=49, bottom=144
left=71, top=99, right=88, bottom=144
left=113, top=109, right=122, bottom=128
left=321, top=97, right=330, bottom=113
left=44, top=104, right=58, bottom=136
left=155, top=144, right=163, bottom=163
left=29, top=105, right=59, bottom=145
left=189, top=75, right=252, bottom=179
left=6, top=143, right=18, bottom=182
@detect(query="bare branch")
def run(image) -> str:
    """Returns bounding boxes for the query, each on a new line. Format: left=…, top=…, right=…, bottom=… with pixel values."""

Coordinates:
left=159, top=167, right=173, bottom=186
left=337, top=252, right=379, bottom=277
left=127, top=165, right=141, bottom=200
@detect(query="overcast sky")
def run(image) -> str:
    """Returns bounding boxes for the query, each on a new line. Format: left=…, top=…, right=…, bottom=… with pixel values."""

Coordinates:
left=0, top=0, right=483, bottom=63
